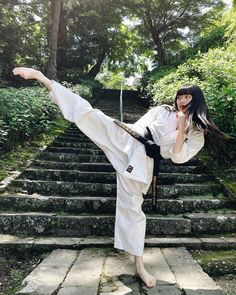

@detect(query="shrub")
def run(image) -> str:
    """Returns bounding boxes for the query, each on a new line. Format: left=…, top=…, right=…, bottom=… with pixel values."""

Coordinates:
left=146, top=44, right=236, bottom=133
left=0, top=81, right=94, bottom=151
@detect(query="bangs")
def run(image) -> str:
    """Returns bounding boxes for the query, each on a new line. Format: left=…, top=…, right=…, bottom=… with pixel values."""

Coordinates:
left=176, top=84, right=194, bottom=96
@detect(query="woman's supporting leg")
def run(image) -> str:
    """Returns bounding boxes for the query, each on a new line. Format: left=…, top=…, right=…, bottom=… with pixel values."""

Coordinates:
left=134, top=256, right=156, bottom=288
left=115, top=173, right=156, bottom=288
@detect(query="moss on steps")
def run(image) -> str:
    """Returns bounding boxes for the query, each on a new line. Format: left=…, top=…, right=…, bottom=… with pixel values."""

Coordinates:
left=0, top=118, right=69, bottom=183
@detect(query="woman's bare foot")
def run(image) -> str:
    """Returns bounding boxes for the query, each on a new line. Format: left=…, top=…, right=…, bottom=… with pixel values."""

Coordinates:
left=134, top=255, right=156, bottom=288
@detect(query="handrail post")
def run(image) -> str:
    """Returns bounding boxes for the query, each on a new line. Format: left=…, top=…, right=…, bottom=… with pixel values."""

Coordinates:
left=120, top=79, right=123, bottom=122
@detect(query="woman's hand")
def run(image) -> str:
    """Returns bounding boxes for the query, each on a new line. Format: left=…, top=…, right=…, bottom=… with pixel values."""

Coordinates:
left=12, top=67, right=53, bottom=91
left=12, top=67, right=41, bottom=80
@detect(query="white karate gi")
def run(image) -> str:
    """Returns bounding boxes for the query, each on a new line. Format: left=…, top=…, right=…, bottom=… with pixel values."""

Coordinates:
left=49, top=81, right=205, bottom=256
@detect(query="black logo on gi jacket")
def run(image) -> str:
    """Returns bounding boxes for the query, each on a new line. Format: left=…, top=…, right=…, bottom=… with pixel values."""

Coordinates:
left=126, top=165, right=133, bottom=173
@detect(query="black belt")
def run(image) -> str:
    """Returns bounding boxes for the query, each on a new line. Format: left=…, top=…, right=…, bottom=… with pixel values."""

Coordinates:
left=114, top=119, right=162, bottom=211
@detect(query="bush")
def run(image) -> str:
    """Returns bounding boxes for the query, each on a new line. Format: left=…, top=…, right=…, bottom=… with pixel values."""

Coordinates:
left=145, top=44, right=236, bottom=133
left=0, top=81, right=94, bottom=151
left=0, top=87, right=59, bottom=151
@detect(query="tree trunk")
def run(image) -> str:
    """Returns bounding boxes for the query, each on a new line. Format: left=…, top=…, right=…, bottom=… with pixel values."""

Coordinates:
left=151, top=29, right=166, bottom=66
left=144, top=11, right=166, bottom=66
left=47, top=0, right=61, bottom=80
left=57, top=1, right=67, bottom=69
left=87, top=48, right=106, bottom=80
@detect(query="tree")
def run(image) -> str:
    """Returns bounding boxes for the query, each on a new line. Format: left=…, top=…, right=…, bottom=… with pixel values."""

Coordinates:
left=125, top=0, right=225, bottom=66
left=58, top=0, right=126, bottom=81
left=47, top=0, right=62, bottom=80
left=0, top=0, right=50, bottom=85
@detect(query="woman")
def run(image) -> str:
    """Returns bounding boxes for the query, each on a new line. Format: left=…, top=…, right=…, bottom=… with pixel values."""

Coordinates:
left=12, top=67, right=225, bottom=288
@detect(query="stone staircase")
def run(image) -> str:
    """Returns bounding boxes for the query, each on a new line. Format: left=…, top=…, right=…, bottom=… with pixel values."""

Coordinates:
left=0, top=90, right=235, bottom=294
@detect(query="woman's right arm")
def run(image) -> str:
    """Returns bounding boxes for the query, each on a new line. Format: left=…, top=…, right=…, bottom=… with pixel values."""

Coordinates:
left=12, top=67, right=53, bottom=91
left=13, top=67, right=93, bottom=123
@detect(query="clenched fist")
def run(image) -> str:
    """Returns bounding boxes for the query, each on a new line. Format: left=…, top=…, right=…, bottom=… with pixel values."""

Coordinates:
left=12, top=67, right=41, bottom=80
left=177, top=111, right=187, bottom=133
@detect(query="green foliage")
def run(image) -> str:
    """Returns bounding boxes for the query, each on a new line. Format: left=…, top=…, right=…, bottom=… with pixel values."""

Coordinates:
left=168, top=25, right=227, bottom=67
left=98, top=71, right=131, bottom=90
left=139, top=67, right=177, bottom=102
left=0, top=1, right=49, bottom=84
left=0, top=82, right=93, bottom=151
left=78, top=79, right=103, bottom=98
left=0, top=86, right=59, bottom=151
left=223, top=5, right=236, bottom=42
left=144, top=44, right=236, bottom=133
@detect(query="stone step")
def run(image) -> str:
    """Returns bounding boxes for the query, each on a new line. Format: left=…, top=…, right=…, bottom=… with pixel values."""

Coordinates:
left=0, top=212, right=235, bottom=237
left=7, top=180, right=222, bottom=197
left=31, top=160, right=207, bottom=174
left=50, top=141, right=99, bottom=149
left=15, top=247, right=225, bottom=295
left=37, top=152, right=202, bottom=165
left=0, top=212, right=191, bottom=236
left=184, top=212, right=236, bottom=234
left=0, top=234, right=235, bottom=251
left=20, top=169, right=214, bottom=184
left=37, top=152, right=108, bottom=163
left=55, top=135, right=93, bottom=142
left=0, top=194, right=226, bottom=214
left=32, top=160, right=115, bottom=172
left=46, top=147, right=104, bottom=155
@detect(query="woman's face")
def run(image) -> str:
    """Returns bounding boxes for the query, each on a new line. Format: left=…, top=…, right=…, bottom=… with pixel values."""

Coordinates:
left=176, top=94, right=193, bottom=113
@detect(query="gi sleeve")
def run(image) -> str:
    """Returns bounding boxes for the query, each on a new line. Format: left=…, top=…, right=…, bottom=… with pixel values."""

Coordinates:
left=133, top=106, right=163, bottom=128
left=48, top=80, right=93, bottom=123
left=169, top=129, right=204, bottom=164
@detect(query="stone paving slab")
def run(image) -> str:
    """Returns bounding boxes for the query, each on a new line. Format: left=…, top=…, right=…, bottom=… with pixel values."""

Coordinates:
left=16, top=249, right=78, bottom=295
left=184, top=290, right=225, bottom=295
left=161, top=247, right=224, bottom=294
left=57, top=248, right=105, bottom=295
left=100, top=250, right=140, bottom=294
left=100, top=248, right=178, bottom=294
left=141, top=248, right=176, bottom=285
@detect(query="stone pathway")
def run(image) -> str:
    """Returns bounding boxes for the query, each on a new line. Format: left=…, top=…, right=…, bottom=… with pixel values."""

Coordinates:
left=16, top=247, right=225, bottom=295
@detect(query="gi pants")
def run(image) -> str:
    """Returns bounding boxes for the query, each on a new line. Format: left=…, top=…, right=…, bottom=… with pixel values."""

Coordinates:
left=49, top=82, right=153, bottom=256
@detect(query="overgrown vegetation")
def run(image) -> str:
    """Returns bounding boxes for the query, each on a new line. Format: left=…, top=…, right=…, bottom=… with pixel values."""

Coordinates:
left=0, top=250, right=47, bottom=295
left=191, top=250, right=236, bottom=276
left=140, top=43, right=236, bottom=134
left=0, top=117, right=68, bottom=182
left=0, top=82, right=94, bottom=153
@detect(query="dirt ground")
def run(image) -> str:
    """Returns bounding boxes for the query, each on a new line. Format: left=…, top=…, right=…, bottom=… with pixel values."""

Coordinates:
left=214, top=275, right=236, bottom=295
left=0, top=250, right=47, bottom=295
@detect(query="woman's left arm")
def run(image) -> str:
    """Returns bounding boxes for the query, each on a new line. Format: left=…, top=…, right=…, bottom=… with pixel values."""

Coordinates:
left=172, top=111, right=187, bottom=155
left=169, top=129, right=205, bottom=164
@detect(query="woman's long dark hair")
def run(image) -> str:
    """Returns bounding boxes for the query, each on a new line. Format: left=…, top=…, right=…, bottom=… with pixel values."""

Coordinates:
left=173, top=84, right=229, bottom=151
